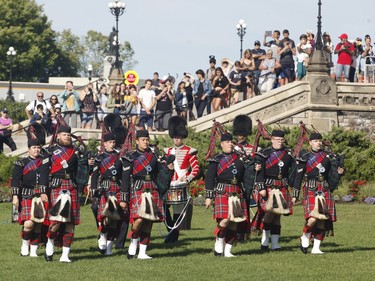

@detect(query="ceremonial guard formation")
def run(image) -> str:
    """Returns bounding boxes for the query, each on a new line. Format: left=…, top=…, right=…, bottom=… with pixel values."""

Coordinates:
left=164, top=116, right=200, bottom=243
left=293, top=132, right=344, bottom=254
left=252, top=130, right=294, bottom=251
left=9, top=111, right=346, bottom=260
left=121, top=130, right=174, bottom=259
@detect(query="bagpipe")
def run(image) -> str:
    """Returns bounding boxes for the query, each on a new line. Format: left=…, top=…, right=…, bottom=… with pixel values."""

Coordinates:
left=205, top=120, right=231, bottom=160
left=292, top=121, right=345, bottom=191
left=251, top=119, right=272, bottom=156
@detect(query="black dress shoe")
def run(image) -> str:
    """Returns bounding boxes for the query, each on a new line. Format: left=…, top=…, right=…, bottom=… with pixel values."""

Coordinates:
left=300, top=246, right=308, bottom=254
left=127, top=254, right=135, bottom=259
left=98, top=248, right=106, bottom=255
left=214, top=251, right=223, bottom=257
left=260, top=245, right=269, bottom=251
left=44, top=253, right=53, bottom=262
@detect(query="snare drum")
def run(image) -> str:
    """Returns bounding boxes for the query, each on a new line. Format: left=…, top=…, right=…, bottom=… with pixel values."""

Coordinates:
left=164, top=184, right=189, bottom=205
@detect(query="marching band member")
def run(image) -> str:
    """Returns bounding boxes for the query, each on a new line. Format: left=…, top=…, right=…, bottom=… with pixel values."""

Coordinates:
left=91, top=132, right=127, bottom=255
left=293, top=132, right=344, bottom=254
left=204, top=133, right=248, bottom=257
left=121, top=130, right=174, bottom=259
left=44, top=125, right=83, bottom=263
left=11, top=137, right=49, bottom=257
left=164, top=116, right=200, bottom=243
left=232, top=115, right=254, bottom=242
left=252, top=130, right=294, bottom=251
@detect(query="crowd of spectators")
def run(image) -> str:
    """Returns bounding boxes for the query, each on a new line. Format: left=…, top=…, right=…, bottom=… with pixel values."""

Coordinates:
left=2, top=29, right=372, bottom=146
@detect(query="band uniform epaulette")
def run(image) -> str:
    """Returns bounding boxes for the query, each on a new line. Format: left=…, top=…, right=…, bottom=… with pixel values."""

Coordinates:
left=13, top=159, right=25, bottom=167
left=95, top=153, right=103, bottom=162
left=296, top=152, right=309, bottom=163
left=188, top=147, right=198, bottom=156
left=206, top=154, right=221, bottom=163
left=255, top=151, right=267, bottom=159
left=122, top=151, right=136, bottom=162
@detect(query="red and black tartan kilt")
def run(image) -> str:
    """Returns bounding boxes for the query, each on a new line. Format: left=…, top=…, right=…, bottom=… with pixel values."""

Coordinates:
left=18, top=197, right=33, bottom=224
left=129, top=181, right=164, bottom=224
left=259, top=184, right=293, bottom=215
left=302, top=182, right=336, bottom=222
left=18, top=198, right=50, bottom=225
left=213, top=184, right=248, bottom=222
left=250, top=182, right=292, bottom=233
left=49, top=179, right=80, bottom=225
left=97, top=182, right=121, bottom=223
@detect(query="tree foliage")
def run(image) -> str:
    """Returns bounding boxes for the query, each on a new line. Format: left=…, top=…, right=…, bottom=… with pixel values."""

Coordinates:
left=0, top=0, right=137, bottom=82
left=0, top=0, right=60, bottom=81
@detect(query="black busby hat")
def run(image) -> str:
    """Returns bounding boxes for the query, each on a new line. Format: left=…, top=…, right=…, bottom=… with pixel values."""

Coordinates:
left=27, top=138, right=41, bottom=148
left=271, top=130, right=285, bottom=138
left=57, top=125, right=71, bottom=134
left=309, top=132, right=323, bottom=141
left=168, top=116, right=188, bottom=138
left=103, top=132, right=116, bottom=142
left=221, top=133, right=233, bottom=142
left=104, top=113, right=122, bottom=132
left=136, top=130, right=149, bottom=139
left=233, top=115, right=252, bottom=136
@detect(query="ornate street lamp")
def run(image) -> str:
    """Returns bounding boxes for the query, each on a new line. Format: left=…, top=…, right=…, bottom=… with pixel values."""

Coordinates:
left=108, top=0, right=126, bottom=69
left=88, top=64, right=93, bottom=82
left=315, top=0, right=323, bottom=51
left=236, top=19, right=247, bottom=60
left=6, top=46, right=16, bottom=102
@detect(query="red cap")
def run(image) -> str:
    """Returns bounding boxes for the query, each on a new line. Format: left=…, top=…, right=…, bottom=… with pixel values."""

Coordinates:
left=339, top=33, right=348, bottom=39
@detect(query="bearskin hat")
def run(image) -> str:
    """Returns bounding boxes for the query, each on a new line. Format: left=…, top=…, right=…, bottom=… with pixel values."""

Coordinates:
left=168, top=116, right=188, bottom=138
left=104, top=113, right=122, bottom=132
left=233, top=115, right=252, bottom=137
left=112, top=126, right=128, bottom=149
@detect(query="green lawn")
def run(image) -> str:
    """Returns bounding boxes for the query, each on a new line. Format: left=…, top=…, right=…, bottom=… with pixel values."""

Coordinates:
left=0, top=202, right=374, bottom=281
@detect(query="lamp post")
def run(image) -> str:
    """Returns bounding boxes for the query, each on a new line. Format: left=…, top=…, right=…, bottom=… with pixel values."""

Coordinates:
left=108, top=0, right=126, bottom=70
left=88, top=64, right=93, bottom=82
left=236, top=19, right=247, bottom=60
left=6, top=47, right=16, bottom=102
left=315, top=0, right=323, bottom=51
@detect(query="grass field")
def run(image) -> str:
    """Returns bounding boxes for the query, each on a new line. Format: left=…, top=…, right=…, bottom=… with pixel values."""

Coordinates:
left=0, top=202, right=374, bottom=281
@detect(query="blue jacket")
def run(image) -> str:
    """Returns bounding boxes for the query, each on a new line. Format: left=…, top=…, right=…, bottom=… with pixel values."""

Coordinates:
left=59, top=90, right=81, bottom=112
left=193, top=79, right=212, bottom=97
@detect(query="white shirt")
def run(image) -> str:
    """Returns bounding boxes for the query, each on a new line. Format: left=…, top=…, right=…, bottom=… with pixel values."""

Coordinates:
left=26, top=99, right=52, bottom=114
left=138, top=89, right=156, bottom=110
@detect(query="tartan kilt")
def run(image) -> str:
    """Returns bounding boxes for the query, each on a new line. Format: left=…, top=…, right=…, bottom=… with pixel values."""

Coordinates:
left=259, top=183, right=293, bottom=215
left=213, top=184, right=248, bottom=221
left=49, top=179, right=80, bottom=225
left=97, top=181, right=121, bottom=223
left=302, top=182, right=336, bottom=222
left=18, top=197, right=33, bottom=224
left=129, top=181, right=164, bottom=224
left=18, top=198, right=49, bottom=225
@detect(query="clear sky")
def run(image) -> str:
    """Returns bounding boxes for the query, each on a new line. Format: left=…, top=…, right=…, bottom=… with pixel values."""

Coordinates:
left=35, top=0, right=375, bottom=81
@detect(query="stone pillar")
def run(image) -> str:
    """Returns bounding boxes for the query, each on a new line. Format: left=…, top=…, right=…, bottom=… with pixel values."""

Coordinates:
left=305, top=50, right=338, bottom=132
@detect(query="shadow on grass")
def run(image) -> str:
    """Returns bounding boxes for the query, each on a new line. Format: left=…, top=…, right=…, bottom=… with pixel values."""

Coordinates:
left=329, top=246, right=375, bottom=253
left=74, top=235, right=98, bottom=241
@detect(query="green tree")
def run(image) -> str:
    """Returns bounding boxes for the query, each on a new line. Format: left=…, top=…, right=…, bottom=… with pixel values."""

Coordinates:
left=54, top=29, right=85, bottom=77
left=0, top=0, right=61, bottom=82
left=82, top=30, right=138, bottom=77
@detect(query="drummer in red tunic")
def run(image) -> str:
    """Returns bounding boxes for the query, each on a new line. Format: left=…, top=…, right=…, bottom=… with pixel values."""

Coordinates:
left=204, top=133, right=249, bottom=257
left=11, top=138, right=49, bottom=257
left=163, top=116, right=200, bottom=243
left=121, top=130, right=174, bottom=259
left=293, top=132, right=344, bottom=254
